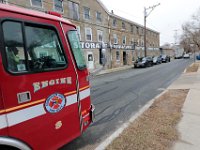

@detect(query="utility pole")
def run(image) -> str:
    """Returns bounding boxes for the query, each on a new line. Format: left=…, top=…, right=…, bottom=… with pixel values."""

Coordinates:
left=174, top=29, right=178, bottom=45
left=144, top=3, right=160, bottom=57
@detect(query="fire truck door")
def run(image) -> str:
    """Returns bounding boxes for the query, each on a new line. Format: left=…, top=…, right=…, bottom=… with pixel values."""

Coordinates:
left=0, top=20, right=82, bottom=149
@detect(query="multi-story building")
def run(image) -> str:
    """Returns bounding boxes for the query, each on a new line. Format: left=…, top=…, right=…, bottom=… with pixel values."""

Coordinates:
left=0, top=0, right=160, bottom=71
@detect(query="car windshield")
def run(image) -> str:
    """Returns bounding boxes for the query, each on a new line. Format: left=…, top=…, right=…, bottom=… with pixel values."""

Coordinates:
left=142, top=58, right=146, bottom=61
left=153, top=57, right=158, bottom=60
left=136, top=58, right=142, bottom=62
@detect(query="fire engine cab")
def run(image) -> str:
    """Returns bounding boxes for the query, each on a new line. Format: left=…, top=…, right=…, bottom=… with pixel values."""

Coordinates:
left=0, top=3, right=95, bottom=150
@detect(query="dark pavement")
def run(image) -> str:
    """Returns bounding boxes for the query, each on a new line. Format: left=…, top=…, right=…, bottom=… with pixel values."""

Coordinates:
left=60, top=59, right=192, bottom=150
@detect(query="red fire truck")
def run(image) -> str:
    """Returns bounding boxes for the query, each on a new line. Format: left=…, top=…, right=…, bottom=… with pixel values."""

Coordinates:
left=0, top=3, right=95, bottom=150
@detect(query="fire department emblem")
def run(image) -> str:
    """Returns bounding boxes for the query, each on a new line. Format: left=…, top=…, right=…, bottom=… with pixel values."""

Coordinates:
left=45, top=93, right=66, bottom=113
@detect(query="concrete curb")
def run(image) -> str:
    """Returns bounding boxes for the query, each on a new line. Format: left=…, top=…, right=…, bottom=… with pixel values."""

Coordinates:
left=96, top=66, right=134, bottom=76
left=95, top=89, right=168, bottom=150
left=183, top=63, right=194, bottom=73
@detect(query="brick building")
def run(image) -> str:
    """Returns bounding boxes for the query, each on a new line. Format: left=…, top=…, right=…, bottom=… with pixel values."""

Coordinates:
left=109, top=12, right=160, bottom=68
left=0, top=0, right=160, bottom=71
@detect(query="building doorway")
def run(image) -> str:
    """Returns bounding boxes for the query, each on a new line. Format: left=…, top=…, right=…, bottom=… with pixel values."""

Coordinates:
left=123, top=51, right=127, bottom=65
left=87, top=52, right=94, bottom=70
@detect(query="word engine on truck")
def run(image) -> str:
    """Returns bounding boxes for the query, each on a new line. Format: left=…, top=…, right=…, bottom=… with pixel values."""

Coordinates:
left=0, top=3, right=95, bottom=150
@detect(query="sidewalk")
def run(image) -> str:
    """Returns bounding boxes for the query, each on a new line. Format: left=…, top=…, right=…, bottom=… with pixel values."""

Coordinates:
left=97, top=65, right=133, bottom=75
left=95, top=62, right=200, bottom=150
left=89, top=65, right=133, bottom=76
left=168, top=63, right=200, bottom=150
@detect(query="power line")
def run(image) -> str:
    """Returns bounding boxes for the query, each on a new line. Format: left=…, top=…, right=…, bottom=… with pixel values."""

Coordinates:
left=108, top=5, right=180, bottom=43
left=107, top=7, right=143, bottom=21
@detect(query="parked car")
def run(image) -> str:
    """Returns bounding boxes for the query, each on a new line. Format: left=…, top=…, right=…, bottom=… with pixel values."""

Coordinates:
left=196, top=54, right=200, bottom=60
left=161, top=55, right=170, bottom=63
left=183, top=53, right=190, bottom=59
left=134, top=57, right=153, bottom=68
left=153, top=56, right=162, bottom=64
left=174, top=55, right=183, bottom=59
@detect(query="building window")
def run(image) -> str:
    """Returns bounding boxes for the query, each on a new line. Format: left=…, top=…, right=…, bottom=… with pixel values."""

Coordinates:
left=97, top=30, right=103, bottom=42
left=148, top=31, right=150, bottom=36
left=84, top=7, right=90, bottom=19
left=54, top=0, right=63, bottom=12
left=133, top=26, right=137, bottom=34
left=131, top=38, right=134, bottom=44
left=68, top=1, right=79, bottom=20
left=96, top=11, right=102, bottom=22
left=0, top=0, right=6, bottom=3
left=134, top=39, right=138, bottom=46
left=136, top=26, right=139, bottom=34
left=141, top=41, right=144, bottom=46
left=113, top=34, right=118, bottom=44
left=122, top=22, right=126, bottom=30
left=85, top=28, right=92, bottom=41
left=77, top=26, right=81, bottom=40
left=130, top=25, right=133, bottom=33
left=141, top=29, right=144, bottom=35
left=116, top=51, right=120, bottom=61
left=113, top=18, right=117, bottom=27
left=122, top=36, right=126, bottom=44
left=30, top=0, right=42, bottom=8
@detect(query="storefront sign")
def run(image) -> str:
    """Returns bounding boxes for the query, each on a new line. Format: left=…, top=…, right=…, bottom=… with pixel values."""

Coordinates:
left=80, top=42, right=102, bottom=49
left=80, top=41, right=135, bottom=50
left=109, top=44, right=134, bottom=50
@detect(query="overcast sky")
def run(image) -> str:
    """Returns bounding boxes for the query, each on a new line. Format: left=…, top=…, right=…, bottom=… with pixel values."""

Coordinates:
left=100, top=0, right=200, bottom=46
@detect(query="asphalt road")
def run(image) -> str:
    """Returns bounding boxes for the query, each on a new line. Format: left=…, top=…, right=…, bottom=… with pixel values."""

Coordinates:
left=60, top=58, right=192, bottom=150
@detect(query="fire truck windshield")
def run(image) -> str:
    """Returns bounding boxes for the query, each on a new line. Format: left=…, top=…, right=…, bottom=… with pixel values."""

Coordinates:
left=67, top=30, right=87, bottom=70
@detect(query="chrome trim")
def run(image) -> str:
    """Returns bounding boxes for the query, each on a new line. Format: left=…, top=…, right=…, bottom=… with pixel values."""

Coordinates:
left=0, top=137, right=31, bottom=150
left=90, top=104, right=95, bottom=123
left=82, top=113, right=90, bottom=119
left=59, top=22, right=84, bottom=133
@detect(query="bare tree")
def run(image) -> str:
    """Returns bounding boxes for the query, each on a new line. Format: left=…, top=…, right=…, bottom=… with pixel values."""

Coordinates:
left=181, top=8, right=200, bottom=53
left=180, top=31, right=192, bottom=53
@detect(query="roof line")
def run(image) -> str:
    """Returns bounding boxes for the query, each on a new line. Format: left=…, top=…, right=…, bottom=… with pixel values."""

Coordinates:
left=110, top=13, right=160, bottom=34
left=96, top=0, right=110, bottom=14
left=96, top=0, right=159, bottom=34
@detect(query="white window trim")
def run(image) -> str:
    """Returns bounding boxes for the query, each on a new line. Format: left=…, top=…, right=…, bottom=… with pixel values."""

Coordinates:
left=83, top=7, right=90, bottom=20
left=53, top=0, right=64, bottom=13
left=113, top=34, right=118, bottom=44
left=85, top=27, right=92, bottom=41
left=131, top=38, right=134, bottom=45
left=116, top=50, right=120, bottom=62
left=122, top=36, right=126, bottom=45
left=30, top=0, right=43, bottom=8
left=141, top=41, right=144, bottom=46
left=96, top=11, right=102, bottom=22
left=0, top=0, right=8, bottom=4
left=97, top=30, right=103, bottom=42
left=113, top=19, right=117, bottom=27
left=68, top=1, right=80, bottom=20
left=130, top=25, right=134, bottom=33
left=122, top=22, right=126, bottom=30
